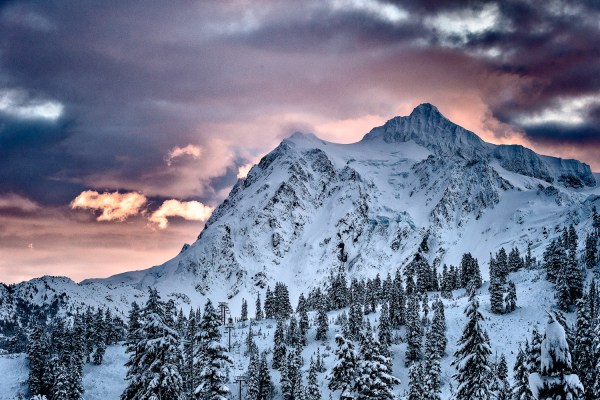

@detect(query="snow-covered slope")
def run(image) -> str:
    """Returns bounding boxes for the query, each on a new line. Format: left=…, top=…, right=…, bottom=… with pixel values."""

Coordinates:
left=2, top=104, right=599, bottom=315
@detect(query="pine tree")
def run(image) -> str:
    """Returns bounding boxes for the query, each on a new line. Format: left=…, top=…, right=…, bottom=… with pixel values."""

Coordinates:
left=527, top=328, right=543, bottom=375
left=255, top=293, right=263, bottom=321
left=585, top=233, right=597, bottom=270
left=423, top=327, right=442, bottom=400
left=353, top=328, right=400, bottom=400
left=512, top=344, right=534, bottom=400
left=125, top=301, right=142, bottom=350
left=525, top=242, right=535, bottom=269
left=92, top=338, right=106, bottom=365
left=247, top=351, right=261, bottom=400
left=183, top=308, right=198, bottom=398
left=258, top=352, right=272, bottom=400
left=305, top=357, right=320, bottom=400
left=328, top=334, right=357, bottom=397
left=378, top=302, right=392, bottom=348
left=452, top=290, right=493, bottom=400
left=273, top=319, right=287, bottom=370
left=315, top=305, right=328, bottom=342
left=505, top=281, right=517, bottom=313
left=573, top=298, right=595, bottom=400
left=509, top=247, right=524, bottom=272
left=121, top=288, right=184, bottom=400
left=405, top=295, right=422, bottom=365
left=495, top=354, right=511, bottom=400
left=407, top=362, right=424, bottom=400
left=430, top=299, right=447, bottom=358
left=297, top=294, right=309, bottom=346
left=264, top=286, right=274, bottom=319
left=490, top=277, right=505, bottom=314
left=195, top=299, right=234, bottom=400
left=241, top=298, right=248, bottom=322
left=528, top=313, right=584, bottom=399
left=27, top=322, right=50, bottom=397
left=347, top=302, right=363, bottom=340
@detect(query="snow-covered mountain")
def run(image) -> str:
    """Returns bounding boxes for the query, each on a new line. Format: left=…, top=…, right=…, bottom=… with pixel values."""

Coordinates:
left=2, top=104, right=599, bottom=314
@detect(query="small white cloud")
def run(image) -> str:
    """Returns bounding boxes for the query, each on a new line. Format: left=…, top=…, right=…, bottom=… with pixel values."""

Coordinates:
left=0, top=89, right=63, bottom=120
left=425, top=3, right=501, bottom=44
left=148, top=199, right=214, bottom=229
left=0, top=193, right=40, bottom=212
left=237, top=162, right=254, bottom=179
left=71, top=190, right=147, bottom=222
left=517, top=95, right=600, bottom=126
left=330, top=0, right=408, bottom=24
left=165, top=144, right=202, bottom=166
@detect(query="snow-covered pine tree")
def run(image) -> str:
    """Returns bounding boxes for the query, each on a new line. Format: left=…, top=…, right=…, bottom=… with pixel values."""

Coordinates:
left=496, top=248, right=509, bottom=282
left=405, top=295, right=422, bottom=365
left=525, top=242, right=535, bottom=269
left=315, top=304, right=328, bottom=342
left=573, top=298, right=595, bottom=399
left=555, top=263, right=572, bottom=311
left=378, top=302, right=392, bottom=348
left=528, top=313, right=584, bottom=399
left=494, top=354, right=511, bottom=400
left=265, top=286, right=274, bottom=319
left=489, top=276, right=505, bottom=314
left=241, top=298, right=248, bottom=322
left=183, top=308, right=198, bottom=398
left=328, top=334, right=357, bottom=398
left=527, top=328, right=543, bottom=375
left=391, top=269, right=407, bottom=326
left=460, top=253, right=483, bottom=289
left=122, top=288, right=184, bottom=400
left=512, top=344, right=534, bottom=400
left=585, top=233, right=597, bottom=270
left=430, top=299, right=447, bottom=358
left=509, top=247, right=524, bottom=272
left=407, top=362, right=424, bottom=400
left=297, top=294, right=309, bottom=346
left=451, top=290, right=493, bottom=400
left=347, top=302, right=363, bottom=340
left=195, top=298, right=233, bottom=400
left=273, top=319, right=287, bottom=369
left=255, top=293, right=263, bottom=321
left=258, top=352, right=272, bottom=400
left=125, top=301, right=142, bottom=350
left=305, top=357, right=320, bottom=400
left=543, top=239, right=565, bottom=283
left=353, top=328, right=400, bottom=400
left=505, top=281, right=517, bottom=313
left=423, top=327, right=442, bottom=400
left=246, top=351, right=260, bottom=400
left=92, top=337, right=106, bottom=365
left=27, top=322, right=50, bottom=397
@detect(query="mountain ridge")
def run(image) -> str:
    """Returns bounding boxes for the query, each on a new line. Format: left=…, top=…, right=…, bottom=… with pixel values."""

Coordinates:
left=3, top=104, right=599, bottom=316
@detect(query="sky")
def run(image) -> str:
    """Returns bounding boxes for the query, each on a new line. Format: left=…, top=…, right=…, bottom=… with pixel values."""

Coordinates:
left=1, top=0, right=599, bottom=284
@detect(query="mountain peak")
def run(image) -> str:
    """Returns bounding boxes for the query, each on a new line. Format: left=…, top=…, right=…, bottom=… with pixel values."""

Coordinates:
left=409, top=102, right=442, bottom=117
left=362, top=103, right=487, bottom=159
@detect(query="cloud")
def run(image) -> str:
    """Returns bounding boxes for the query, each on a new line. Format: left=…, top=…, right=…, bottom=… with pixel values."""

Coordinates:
left=237, top=163, right=255, bottom=179
left=70, top=190, right=147, bottom=222
left=148, top=200, right=214, bottom=229
left=0, top=194, right=40, bottom=213
left=0, top=89, right=63, bottom=120
left=165, top=144, right=202, bottom=166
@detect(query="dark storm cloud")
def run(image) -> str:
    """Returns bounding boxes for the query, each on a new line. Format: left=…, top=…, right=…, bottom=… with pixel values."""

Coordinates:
left=1, top=0, right=599, bottom=212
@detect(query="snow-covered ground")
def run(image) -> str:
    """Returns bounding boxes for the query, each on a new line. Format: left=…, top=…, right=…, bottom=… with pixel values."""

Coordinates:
left=1, top=267, right=572, bottom=399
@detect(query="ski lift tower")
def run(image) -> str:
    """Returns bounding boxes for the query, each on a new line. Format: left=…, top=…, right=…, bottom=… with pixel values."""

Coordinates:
left=234, top=374, right=247, bottom=400
left=217, top=301, right=229, bottom=325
